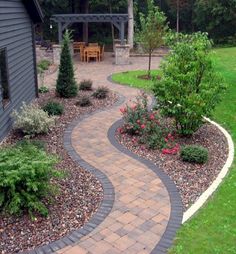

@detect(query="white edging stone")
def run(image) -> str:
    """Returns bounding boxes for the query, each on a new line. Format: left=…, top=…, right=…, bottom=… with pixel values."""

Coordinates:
left=182, top=117, right=234, bottom=223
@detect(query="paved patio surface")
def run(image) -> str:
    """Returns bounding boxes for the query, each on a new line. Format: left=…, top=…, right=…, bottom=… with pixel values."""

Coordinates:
left=44, top=54, right=181, bottom=254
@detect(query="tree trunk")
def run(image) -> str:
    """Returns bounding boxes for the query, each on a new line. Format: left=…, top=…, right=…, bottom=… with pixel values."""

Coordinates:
left=176, top=0, right=180, bottom=33
left=128, top=0, right=134, bottom=49
left=81, top=0, right=89, bottom=43
left=148, top=50, right=152, bottom=78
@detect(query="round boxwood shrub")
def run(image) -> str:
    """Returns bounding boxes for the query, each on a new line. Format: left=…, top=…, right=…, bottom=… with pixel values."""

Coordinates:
left=180, top=145, right=208, bottom=164
left=92, top=86, right=109, bottom=99
left=79, top=80, right=93, bottom=91
left=42, top=101, right=64, bottom=116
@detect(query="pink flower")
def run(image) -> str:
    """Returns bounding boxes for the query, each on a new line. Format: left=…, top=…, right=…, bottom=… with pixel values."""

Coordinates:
left=132, top=105, right=137, bottom=110
left=120, top=108, right=126, bottom=114
left=137, top=120, right=141, bottom=124
left=162, top=144, right=180, bottom=155
left=118, top=127, right=124, bottom=134
left=150, top=114, right=155, bottom=120
left=132, top=137, right=137, bottom=143
left=141, top=124, right=146, bottom=129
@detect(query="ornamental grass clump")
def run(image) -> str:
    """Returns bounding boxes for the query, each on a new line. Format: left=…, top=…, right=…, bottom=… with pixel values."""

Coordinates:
left=180, top=145, right=208, bottom=164
left=79, top=80, right=93, bottom=91
left=12, top=102, right=54, bottom=136
left=92, top=86, right=109, bottom=99
left=76, top=95, right=92, bottom=107
left=0, top=142, right=61, bottom=218
left=56, top=30, right=78, bottom=98
left=153, top=32, right=226, bottom=136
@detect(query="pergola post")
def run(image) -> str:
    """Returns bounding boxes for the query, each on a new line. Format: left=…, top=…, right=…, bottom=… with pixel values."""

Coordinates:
left=120, top=22, right=125, bottom=45
left=58, top=22, right=62, bottom=44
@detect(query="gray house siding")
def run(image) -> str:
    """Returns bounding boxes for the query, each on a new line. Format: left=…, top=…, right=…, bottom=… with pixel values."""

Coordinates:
left=0, top=0, right=37, bottom=141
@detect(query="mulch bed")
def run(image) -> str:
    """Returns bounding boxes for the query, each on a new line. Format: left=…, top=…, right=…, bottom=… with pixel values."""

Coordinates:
left=0, top=89, right=118, bottom=254
left=116, top=122, right=228, bottom=211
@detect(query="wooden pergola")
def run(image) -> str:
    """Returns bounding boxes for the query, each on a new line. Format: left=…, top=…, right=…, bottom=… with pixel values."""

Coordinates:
left=51, top=14, right=129, bottom=45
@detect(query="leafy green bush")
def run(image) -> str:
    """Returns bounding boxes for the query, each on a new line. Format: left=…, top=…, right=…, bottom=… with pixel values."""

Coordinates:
left=12, top=102, right=54, bottom=136
left=16, top=139, right=46, bottom=151
left=37, top=60, right=51, bottom=71
left=153, top=32, right=226, bottom=136
left=42, top=101, right=64, bottom=116
left=56, top=30, right=78, bottom=98
left=0, top=142, right=60, bottom=218
left=76, top=96, right=92, bottom=107
left=79, top=80, right=93, bottom=91
left=92, top=86, right=109, bottom=99
left=180, top=145, right=208, bottom=164
left=39, top=86, right=49, bottom=94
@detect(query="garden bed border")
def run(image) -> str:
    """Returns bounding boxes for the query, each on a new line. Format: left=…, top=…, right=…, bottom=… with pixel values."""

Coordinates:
left=182, top=117, right=234, bottom=223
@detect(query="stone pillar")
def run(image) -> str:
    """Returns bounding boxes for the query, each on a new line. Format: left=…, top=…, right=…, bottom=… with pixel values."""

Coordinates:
left=115, top=44, right=130, bottom=65
left=52, top=44, right=61, bottom=65
left=52, top=44, right=74, bottom=65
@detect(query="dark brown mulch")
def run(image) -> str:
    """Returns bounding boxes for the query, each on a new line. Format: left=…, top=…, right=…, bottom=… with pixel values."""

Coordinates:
left=0, top=89, right=118, bottom=254
left=116, top=122, right=228, bottom=211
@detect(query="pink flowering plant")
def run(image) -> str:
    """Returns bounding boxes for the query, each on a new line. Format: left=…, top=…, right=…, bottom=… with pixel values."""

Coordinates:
left=120, top=92, right=176, bottom=151
left=120, top=92, right=149, bottom=135
left=162, top=133, right=180, bottom=155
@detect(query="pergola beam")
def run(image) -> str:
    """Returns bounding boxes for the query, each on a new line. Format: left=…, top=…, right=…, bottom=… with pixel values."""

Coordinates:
left=51, top=14, right=129, bottom=45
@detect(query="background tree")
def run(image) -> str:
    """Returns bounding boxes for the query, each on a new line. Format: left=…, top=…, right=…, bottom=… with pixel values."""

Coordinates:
left=128, top=0, right=134, bottom=48
left=194, top=0, right=236, bottom=44
left=56, top=30, right=78, bottom=98
left=166, top=0, right=190, bottom=32
left=137, top=0, right=168, bottom=78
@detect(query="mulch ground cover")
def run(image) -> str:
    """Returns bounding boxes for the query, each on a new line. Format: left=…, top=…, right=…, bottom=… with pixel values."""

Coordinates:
left=0, top=89, right=118, bottom=254
left=116, top=122, right=228, bottom=211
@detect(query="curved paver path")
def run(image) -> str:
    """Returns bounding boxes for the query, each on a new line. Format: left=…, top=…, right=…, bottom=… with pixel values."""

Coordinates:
left=45, top=54, right=182, bottom=254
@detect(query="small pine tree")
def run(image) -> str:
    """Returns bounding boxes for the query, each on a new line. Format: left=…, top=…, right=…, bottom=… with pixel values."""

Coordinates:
left=56, top=30, right=78, bottom=98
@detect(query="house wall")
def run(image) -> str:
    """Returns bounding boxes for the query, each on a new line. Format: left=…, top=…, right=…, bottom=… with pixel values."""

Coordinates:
left=0, top=0, right=37, bottom=141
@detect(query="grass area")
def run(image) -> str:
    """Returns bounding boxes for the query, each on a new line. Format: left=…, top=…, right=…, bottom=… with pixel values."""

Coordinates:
left=112, top=70, right=160, bottom=91
left=112, top=48, right=236, bottom=253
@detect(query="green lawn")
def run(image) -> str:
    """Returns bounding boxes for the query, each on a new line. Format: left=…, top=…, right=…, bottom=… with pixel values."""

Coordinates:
left=112, top=70, right=160, bottom=91
left=112, top=48, right=236, bottom=254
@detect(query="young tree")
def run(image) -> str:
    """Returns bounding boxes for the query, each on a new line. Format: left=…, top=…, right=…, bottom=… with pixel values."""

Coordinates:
left=56, top=30, right=78, bottom=98
left=138, top=0, right=168, bottom=78
left=128, top=0, right=134, bottom=49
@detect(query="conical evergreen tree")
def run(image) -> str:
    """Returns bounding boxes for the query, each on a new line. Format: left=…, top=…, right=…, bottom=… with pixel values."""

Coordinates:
left=56, top=30, right=78, bottom=98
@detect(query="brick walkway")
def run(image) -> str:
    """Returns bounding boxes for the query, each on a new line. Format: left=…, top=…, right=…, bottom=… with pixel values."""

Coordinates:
left=45, top=54, right=182, bottom=254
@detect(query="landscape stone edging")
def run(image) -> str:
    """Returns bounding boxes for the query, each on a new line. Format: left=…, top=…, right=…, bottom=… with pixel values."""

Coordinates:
left=182, top=117, right=235, bottom=223
left=108, top=119, right=183, bottom=254
left=21, top=94, right=125, bottom=254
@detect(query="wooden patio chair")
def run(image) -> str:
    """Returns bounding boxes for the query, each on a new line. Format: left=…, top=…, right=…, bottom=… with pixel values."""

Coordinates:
left=89, top=43, right=99, bottom=47
left=100, top=45, right=105, bottom=61
left=87, top=50, right=99, bottom=62
left=73, top=42, right=81, bottom=53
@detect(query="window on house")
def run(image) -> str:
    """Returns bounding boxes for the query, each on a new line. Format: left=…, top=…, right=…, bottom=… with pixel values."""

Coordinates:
left=0, top=48, right=10, bottom=107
